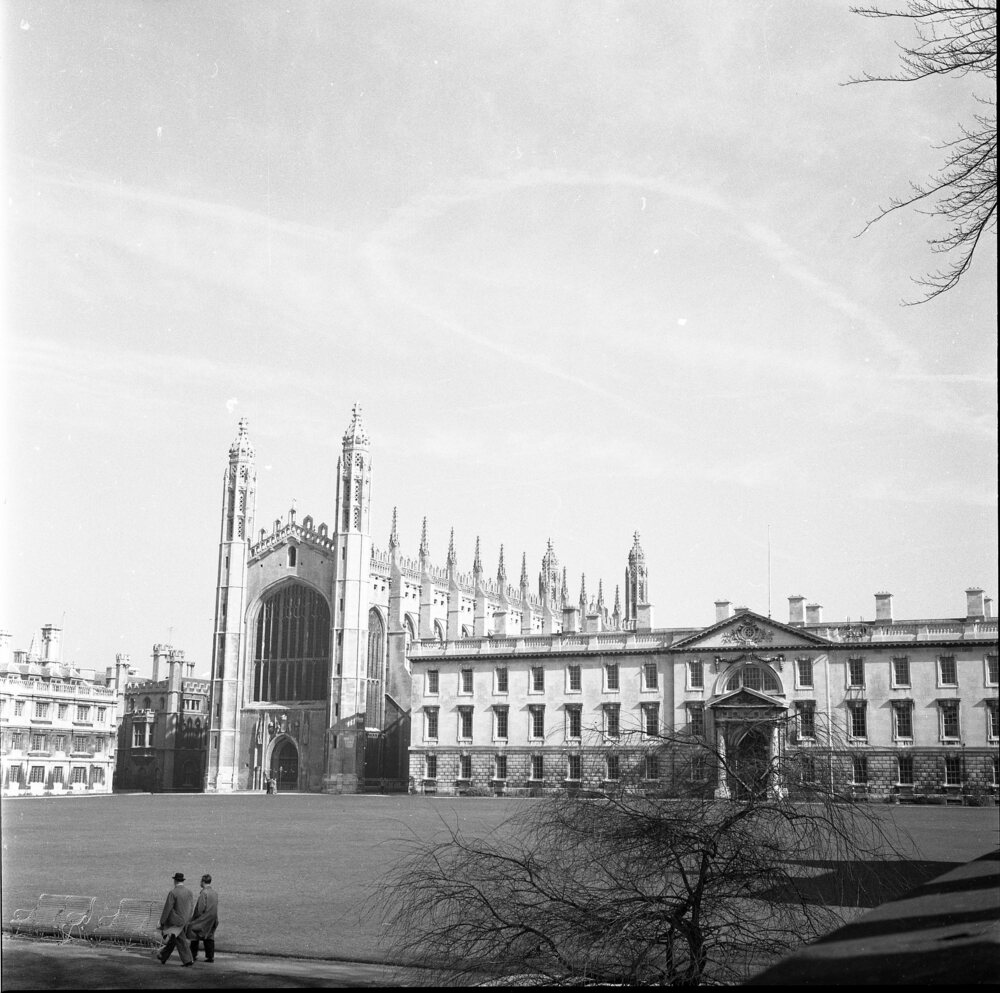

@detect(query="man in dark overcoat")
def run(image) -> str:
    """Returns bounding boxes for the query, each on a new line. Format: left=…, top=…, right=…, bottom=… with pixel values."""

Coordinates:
left=187, top=874, right=220, bottom=963
left=157, top=872, right=195, bottom=966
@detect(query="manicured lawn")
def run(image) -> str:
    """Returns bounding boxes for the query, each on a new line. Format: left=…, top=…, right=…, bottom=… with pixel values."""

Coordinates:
left=2, top=794, right=997, bottom=962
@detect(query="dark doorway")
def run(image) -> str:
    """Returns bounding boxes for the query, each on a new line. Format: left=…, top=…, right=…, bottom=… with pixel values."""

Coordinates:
left=729, top=726, right=771, bottom=799
left=270, top=740, right=299, bottom=791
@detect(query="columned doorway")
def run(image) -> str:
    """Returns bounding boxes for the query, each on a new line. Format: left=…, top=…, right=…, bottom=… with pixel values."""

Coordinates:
left=709, top=688, right=786, bottom=800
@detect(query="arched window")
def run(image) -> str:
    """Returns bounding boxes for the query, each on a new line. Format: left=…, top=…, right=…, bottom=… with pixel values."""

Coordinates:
left=434, top=620, right=446, bottom=644
left=287, top=546, right=297, bottom=567
left=725, top=666, right=781, bottom=694
left=143, top=697, right=151, bottom=710
left=252, top=583, right=331, bottom=702
left=404, top=615, right=416, bottom=655
left=366, top=609, right=386, bottom=727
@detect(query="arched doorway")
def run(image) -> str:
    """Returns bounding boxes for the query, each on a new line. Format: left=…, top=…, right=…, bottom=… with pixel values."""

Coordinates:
left=728, top=725, right=771, bottom=799
left=269, top=739, right=299, bottom=791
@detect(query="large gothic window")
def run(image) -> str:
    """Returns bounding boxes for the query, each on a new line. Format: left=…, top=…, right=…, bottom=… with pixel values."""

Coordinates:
left=366, top=609, right=386, bottom=727
left=252, top=584, right=330, bottom=702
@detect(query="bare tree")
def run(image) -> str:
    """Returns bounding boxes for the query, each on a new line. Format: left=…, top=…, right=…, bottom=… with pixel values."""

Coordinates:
left=376, top=716, right=912, bottom=986
left=849, top=2, right=996, bottom=302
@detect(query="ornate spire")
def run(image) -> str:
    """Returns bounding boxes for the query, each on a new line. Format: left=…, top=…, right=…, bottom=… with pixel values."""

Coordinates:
left=388, top=506, right=399, bottom=551
left=561, top=567, right=569, bottom=602
left=342, top=402, right=369, bottom=447
left=446, top=527, right=456, bottom=567
left=628, top=530, right=645, bottom=566
left=613, top=585, right=622, bottom=615
left=520, top=552, right=529, bottom=589
left=473, top=536, right=482, bottom=575
left=497, top=544, right=507, bottom=584
left=228, top=417, right=254, bottom=460
left=419, top=516, right=429, bottom=558
left=579, top=573, right=587, bottom=613
left=596, top=579, right=605, bottom=612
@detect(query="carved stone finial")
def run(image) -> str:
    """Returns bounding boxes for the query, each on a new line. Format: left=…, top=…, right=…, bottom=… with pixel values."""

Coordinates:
left=473, top=535, right=482, bottom=574
left=520, top=552, right=529, bottom=588
left=497, top=544, right=507, bottom=584
left=342, top=403, right=370, bottom=447
left=419, top=516, right=429, bottom=558
left=388, top=506, right=399, bottom=551
left=446, top=527, right=456, bottom=567
left=229, top=417, right=255, bottom=460
left=579, top=573, right=587, bottom=612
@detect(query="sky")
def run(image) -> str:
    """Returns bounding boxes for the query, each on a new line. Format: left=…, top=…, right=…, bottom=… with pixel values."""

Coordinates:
left=2, top=0, right=996, bottom=677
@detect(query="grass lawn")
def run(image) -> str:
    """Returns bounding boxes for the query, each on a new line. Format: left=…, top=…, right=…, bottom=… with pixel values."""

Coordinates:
left=2, top=794, right=997, bottom=962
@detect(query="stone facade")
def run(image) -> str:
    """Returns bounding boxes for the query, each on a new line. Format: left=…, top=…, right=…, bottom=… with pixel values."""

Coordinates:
left=0, top=626, right=119, bottom=796
left=115, top=645, right=211, bottom=792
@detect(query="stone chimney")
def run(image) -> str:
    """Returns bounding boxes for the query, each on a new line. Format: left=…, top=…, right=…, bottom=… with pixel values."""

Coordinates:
left=734, top=605, right=749, bottom=615
left=986, top=597, right=994, bottom=620
left=966, top=588, right=985, bottom=619
left=715, top=600, right=731, bottom=623
left=875, top=592, right=893, bottom=623
left=805, top=603, right=823, bottom=624
left=562, top=605, right=580, bottom=634
left=40, top=624, right=61, bottom=662
left=788, top=596, right=805, bottom=626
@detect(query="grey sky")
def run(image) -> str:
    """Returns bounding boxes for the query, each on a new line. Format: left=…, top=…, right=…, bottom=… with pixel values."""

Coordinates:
left=3, top=0, right=996, bottom=673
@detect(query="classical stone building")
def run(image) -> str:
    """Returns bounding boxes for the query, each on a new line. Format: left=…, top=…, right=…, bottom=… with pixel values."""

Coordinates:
left=408, top=590, right=998, bottom=800
left=0, top=626, right=119, bottom=796
left=205, top=409, right=998, bottom=800
left=115, top=645, right=211, bottom=792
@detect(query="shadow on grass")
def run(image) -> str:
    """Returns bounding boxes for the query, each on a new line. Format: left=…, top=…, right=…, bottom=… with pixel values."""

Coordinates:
left=763, top=859, right=962, bottom=908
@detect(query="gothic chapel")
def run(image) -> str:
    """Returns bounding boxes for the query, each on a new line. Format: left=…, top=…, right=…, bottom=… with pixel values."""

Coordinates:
left=205, top=407, right=635, bottom=793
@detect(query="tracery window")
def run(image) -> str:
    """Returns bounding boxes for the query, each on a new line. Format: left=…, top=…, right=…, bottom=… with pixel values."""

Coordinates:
left=251, top=583, right=331, bottom=702
left=366, top=609, right=386, bottom=728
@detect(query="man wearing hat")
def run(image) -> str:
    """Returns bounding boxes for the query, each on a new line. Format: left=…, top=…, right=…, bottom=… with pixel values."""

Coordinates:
left=157, top=872, right=195, bottom=966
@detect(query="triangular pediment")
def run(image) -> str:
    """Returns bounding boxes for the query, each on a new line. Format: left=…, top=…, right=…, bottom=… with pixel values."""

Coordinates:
left=672, top=610, right=829, bottom=651
left=712, top=686, right=784, bottom=709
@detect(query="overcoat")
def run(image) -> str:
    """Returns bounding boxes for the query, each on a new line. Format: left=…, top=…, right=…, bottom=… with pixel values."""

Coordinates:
left=159, top=883, right=195, bottom=934
left=187, top=886, right=220, bottom=939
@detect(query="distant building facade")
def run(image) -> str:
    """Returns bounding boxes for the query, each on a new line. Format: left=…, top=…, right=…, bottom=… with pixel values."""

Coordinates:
left=408, top=590, right=998, bottom=800
left=205, top=410, right=998, bottom=800
left=115, top=645, right=210, bottom=792
left=0, top=625, right=118, bottom=796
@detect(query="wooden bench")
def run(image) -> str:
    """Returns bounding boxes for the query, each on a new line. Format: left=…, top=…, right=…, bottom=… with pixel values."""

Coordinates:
left=9, top=893, right=97, bottom=940
left=90, top=899, right=161, bottom=946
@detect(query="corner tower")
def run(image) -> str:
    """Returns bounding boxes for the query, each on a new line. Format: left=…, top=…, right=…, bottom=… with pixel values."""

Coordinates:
left=624, top=531, right=648, bottom=623
left=325, top=404, right=373, bottom=792
left=207, top=418, right=256, bottom=791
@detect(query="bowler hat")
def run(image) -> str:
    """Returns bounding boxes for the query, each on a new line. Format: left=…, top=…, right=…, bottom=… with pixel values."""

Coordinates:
left=172, top=872, right=185, bottom=882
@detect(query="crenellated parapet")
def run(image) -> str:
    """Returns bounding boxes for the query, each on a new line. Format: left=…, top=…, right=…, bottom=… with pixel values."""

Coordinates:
left=249, top=517, right=336, bottom=559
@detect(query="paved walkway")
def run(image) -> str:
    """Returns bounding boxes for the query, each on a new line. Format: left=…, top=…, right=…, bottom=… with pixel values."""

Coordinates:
left=0, top=936, right=437, bottom=989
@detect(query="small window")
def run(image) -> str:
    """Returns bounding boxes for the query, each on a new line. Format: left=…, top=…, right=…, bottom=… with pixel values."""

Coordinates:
left=892, top=700, right=913, bottom=738
left=985, top=655, right=998, bottom=686
left=688, top=660, right=704, bottom=689
left=58, top=704, right=68, bottom=719
left=567, top=665, right=582, bottom=692
left=796, top=658, right=814, bottom=688
left=72, top=766, right=87, bottom=784
left=796, top=701, right=816, bottom=739
left=531, top=667, right=545, bottom=693
left=29, top=765, right=45, bottom=783
left=51, top=766, right=63, bottom=783
left=938, top=656, right=958, bottom=686
left=459, top=754, right=472, bottom=780
left=76, top=705, right=90, bottom=722
left=939, top=700, right=960, bottom=739
left=690, top=754, right=707, bottom=781
left=425, top=707, right=439, bottom=741
left=460, top=668, right=473, bottom=694
left=897, top=755, right=914, bottom=785
left=566, top=754, right=582, bottom=781
left=34, top=702, right=49, bottom=719
left=605, top=663, right=620, bottom=691
left=688, top=703, right=705, bottom=737
left=8, top=765, right=22, bottom=783
left=852, top=755, right=868, bottom=785
left=426, top=670, right=439, bottom=695
left=495, top=667, right=509, bottom=694
left=800, top=755, right=816, bottom=784
left=604, top=703, right=620, bottom=739
left=644, top=753, right=659, bottom=780
left=848, top=658, right=865, bottom=688
left=425, top=754, right=437, bottom=780
left=987, top=701, right=999, bottom=740
left=494, top=706, right=509, bottom=740
left=566, top=706, right=582, bottom=739
left=14, top=701, right=24, bottom=717
left=892, top=657, right=911, bottom=688
left=848, top=702, right=867, bottom=739
left=642, top=703, right=659, bottom=737
left=458, top=707, right=473, bottom=740
left=30, top=733, right=44, bottom=751
left=643, top=662, right=659, bottom=690
left=606, top=754, right=620, bottom=780
left=530, top=754, right=544, bottom=780
left=530, top=706, right=545, bottom=739
left=287, top=546, right=297, bottom=567
left=944, top=754, right=962, bottom=786
left=494, top=754, right=507, bottom=779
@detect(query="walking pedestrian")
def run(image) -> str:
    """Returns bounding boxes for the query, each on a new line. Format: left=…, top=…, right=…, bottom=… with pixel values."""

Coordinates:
left=187, top=874, right=219, bottom=963
left=156, top=872, right=195, bottom=966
